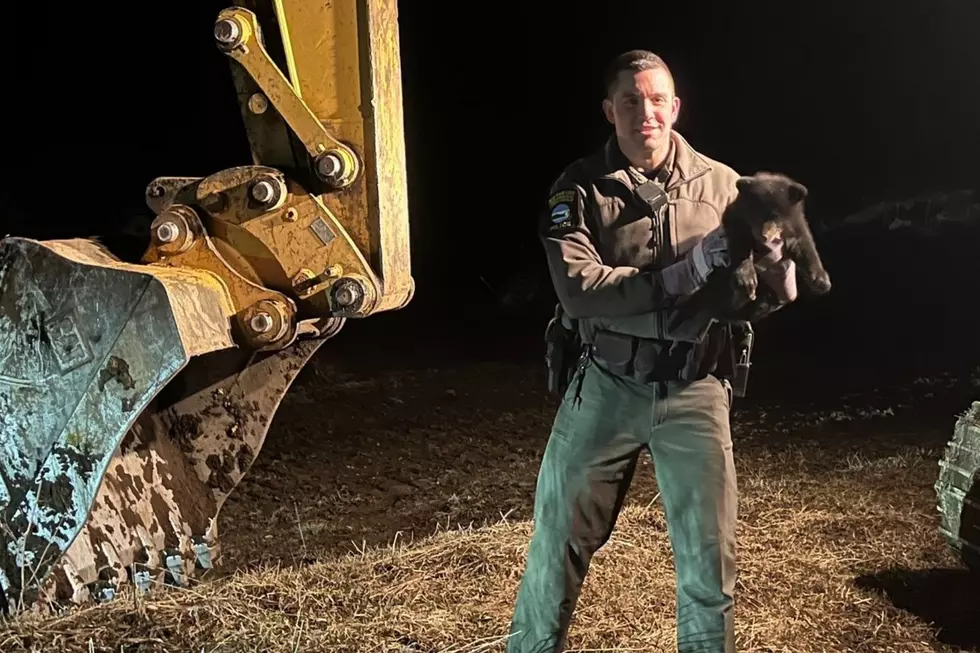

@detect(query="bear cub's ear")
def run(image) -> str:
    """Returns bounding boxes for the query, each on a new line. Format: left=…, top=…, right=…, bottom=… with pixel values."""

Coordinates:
left=787, top=180, right=808, bottom=205
left=735, top=176, right=754, bottom=193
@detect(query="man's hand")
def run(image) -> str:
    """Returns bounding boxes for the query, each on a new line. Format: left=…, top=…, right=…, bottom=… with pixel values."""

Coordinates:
left=691, top=225, right=731, bottom=280
left=661, top=225, right=730, bottom=297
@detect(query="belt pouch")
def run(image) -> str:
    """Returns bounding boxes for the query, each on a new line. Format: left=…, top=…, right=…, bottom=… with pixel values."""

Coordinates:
left=592, top=330, right=636, bottom=376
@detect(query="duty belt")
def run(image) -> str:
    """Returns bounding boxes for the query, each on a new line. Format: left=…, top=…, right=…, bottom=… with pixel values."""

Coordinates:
left=590, top=329, right=695, bottom=383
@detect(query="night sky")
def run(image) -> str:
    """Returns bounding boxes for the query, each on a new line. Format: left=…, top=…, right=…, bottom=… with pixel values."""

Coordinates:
left=7, top=0, right=980, bottom=387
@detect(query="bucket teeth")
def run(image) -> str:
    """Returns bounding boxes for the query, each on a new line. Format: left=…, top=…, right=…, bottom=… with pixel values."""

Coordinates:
left=193, top=537, right=213, bottom=570
left=132, top=563, right=152, bottom=594
left=164, top=550, right=186, bottom=588
left=90, top=573, right=118, bottom=603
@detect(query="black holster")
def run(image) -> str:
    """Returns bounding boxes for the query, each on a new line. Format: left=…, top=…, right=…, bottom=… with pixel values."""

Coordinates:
left=727, top=321, right=754, bottom=398
left=544, top=304, right=581, bottom=396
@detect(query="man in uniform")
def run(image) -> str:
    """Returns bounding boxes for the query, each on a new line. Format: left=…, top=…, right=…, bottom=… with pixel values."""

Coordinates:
left=506, top=50, right=798, bottom=653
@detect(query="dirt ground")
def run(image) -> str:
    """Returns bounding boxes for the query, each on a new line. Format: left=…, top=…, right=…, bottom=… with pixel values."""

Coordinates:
left=2, top=325, right=979, bottom=652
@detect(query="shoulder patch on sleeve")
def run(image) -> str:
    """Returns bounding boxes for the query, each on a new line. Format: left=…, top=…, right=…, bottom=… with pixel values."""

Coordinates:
left=548, top=189, right=577, bottom=209
left=549, top=203, right=572, bottom=228
left=545, top=189, right=579, bottom=231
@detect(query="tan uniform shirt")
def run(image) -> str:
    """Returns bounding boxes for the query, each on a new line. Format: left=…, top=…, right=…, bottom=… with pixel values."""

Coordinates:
left=540, top=131, right=741, bottom=344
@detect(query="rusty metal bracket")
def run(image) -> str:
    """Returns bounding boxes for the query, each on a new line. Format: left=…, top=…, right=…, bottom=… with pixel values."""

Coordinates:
left=144, top=169, right=383, bottom=319
left=141, top=203, right=299, bottom=352
left=210, top=0, right=416, bottom=316
left=214, top=7, right=360, bottom=190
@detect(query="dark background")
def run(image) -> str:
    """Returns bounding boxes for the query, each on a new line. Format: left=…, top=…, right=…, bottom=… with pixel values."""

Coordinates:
left=6, top=0, right=980, bottom=400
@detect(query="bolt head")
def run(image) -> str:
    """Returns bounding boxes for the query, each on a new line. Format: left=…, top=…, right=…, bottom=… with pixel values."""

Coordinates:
left=247, top=93, right=268, bottom=114
left=214, top=18, right=241, bottom=45
left=251, top=180, right=276, bottom=204
left=315, top=153, right=343, bottom=181
left=249, top=312, right=274, bottom=334
left=335, top=287, right=355, bottom=306
left=333, top=280, right=363, bottom=308
left=156, top=222, right=180, bottom=244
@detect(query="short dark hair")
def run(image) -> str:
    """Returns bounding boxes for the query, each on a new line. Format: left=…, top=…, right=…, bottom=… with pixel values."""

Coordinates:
left=603, top=50, right=675, bottom=97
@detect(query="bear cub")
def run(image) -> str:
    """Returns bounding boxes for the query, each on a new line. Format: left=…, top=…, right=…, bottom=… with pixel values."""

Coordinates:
left=674, top=172, right=832, bottom=328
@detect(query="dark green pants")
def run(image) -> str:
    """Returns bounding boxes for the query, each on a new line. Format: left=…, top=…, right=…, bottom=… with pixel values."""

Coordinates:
left=507, top=356, right=737, bottom=653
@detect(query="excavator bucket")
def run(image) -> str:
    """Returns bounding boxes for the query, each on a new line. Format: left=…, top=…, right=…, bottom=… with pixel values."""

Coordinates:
left=0, top=236, right=229, bottom=608
left=0, top=238, right=339, bottom=610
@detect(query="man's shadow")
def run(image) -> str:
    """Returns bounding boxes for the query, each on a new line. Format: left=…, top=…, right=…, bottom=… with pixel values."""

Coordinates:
left=853, top=567, right=980, bottom=650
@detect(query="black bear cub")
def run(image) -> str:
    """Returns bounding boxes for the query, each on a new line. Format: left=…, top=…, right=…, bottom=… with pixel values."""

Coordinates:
left=673, top=172, right=832, bottom=328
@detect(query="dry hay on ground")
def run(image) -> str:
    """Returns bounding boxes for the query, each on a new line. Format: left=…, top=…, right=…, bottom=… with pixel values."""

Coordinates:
left=2, top=438, right=975, bottom=653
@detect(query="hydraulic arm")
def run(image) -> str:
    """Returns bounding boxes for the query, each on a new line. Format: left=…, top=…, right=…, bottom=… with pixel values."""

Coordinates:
left=0, top=0, right=412, bottom=611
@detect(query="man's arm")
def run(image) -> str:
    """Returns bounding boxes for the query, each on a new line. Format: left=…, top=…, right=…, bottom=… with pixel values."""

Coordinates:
left=540, top=177, right=727, bottom=319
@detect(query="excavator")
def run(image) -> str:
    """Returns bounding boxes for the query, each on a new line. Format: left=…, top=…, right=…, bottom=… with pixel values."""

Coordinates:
left=2, top=0, right=976, bottom=619
left=0, top=0, right=413, bottom=611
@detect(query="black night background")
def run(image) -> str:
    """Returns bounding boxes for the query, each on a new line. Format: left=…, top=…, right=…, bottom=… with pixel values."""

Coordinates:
left=9, top=1, right=980, bottom=386
left=2, top=1, right=980, bottom=650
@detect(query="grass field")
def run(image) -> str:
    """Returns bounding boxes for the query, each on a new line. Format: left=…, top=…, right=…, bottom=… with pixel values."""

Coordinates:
left=1, top=357, right=977, bottom=652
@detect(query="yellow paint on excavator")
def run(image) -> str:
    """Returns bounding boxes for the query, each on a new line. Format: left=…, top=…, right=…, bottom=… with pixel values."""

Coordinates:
left=0, top=0, right=412, bottom=612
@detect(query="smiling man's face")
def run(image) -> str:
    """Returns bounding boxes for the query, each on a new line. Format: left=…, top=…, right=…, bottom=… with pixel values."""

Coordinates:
left=603, top=66, right=680, bottom=165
